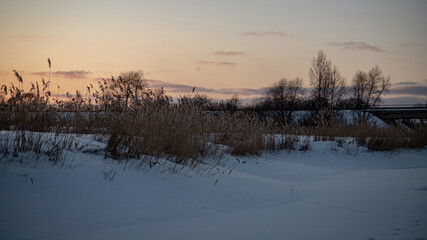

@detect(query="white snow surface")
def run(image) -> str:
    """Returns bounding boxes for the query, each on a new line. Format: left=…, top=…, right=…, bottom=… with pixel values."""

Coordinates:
left=1, top=138, right=427, bottom=240
left=291, top=110, right=387, bottom=127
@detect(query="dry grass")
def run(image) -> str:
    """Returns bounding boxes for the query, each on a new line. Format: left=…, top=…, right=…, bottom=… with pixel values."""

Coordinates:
left=0, top=130, right=75, bottom=166
left=103, top=103, right=219, bottom=168
left=276, top=121, right=427, bottom=151
left=211, top=112, right=267, bottom=156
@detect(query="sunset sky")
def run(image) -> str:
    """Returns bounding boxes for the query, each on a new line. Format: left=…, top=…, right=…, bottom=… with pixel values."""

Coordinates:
left=1, top=0, right=426, bottom=104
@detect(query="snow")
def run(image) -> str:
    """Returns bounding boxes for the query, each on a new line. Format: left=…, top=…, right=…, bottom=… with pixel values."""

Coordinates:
left=1, top=137, right=426, bottom=240
left=290, top=110, right=387, bottom=127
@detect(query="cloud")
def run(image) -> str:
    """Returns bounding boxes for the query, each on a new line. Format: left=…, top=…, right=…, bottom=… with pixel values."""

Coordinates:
left=55, top=70, right=92, bottom=79
left=219, top=88, right=267, bottom=96
left=394, top=81, right=419, bottom=86
left=239, top=31, right=286, bottom=37
left=382, top=96, right=427, bottom=105
left=328, top=41, right=384, bottom=52
left=197, top=61, right=237, bottom=66
left=387, top=86, right=427, bottom=96
left=147, top=79, right=194, bottom=92
left=147, top=79, right=266, bottom=96
left=148, top=80, right=427, bottom=99
left=148, top=79, right=427, bottom=103
left=213, top=51, right=244, bottom=56
left=16, top=34, right=38, bottom=39
left=30, top=70, right=92, bottom=80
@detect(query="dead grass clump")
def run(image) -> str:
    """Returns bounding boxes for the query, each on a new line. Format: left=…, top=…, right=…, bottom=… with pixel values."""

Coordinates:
left=281, top=135, right=299, bottom=152
left=212, top=112, right=269, bottom=156
left=0, top=111, right=11, bottom=130
left=104, top=103, right=217, bottom=167
left=0, top=130, right=75, bottom=166
left=362, top=125, right=427, bottom=151
left=275, top=119, right=426, bottom=152
left=299, top=137, right=311, bottom=151
left=303, top=122, right=427, bottom=152
left=414, top=125, right=427, bottom=147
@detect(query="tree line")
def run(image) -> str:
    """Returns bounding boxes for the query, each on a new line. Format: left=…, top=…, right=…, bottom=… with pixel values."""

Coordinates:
left=1, top=50, right=391, bottom=124
left=252, top=50, right=390, bottom=123
left=184, top=50, right=391, bottom=124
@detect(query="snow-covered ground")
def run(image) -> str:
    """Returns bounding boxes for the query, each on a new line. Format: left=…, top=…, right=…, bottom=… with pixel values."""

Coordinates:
left=291, top=110, right=387, bottom=127
left=1, top=138, right=426, bottom=240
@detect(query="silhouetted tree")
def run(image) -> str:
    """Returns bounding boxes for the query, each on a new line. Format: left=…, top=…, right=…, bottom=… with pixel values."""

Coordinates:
left=351, top=65, right=391, bottom=123
left=309, top=50, right=346, bottom=111
left=263, top=77, right=304, bottom=123
left=94, top=71, right=147, bottom=111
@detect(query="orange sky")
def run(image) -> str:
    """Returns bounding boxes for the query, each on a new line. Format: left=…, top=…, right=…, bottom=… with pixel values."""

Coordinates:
left=1, top=0, right=426, bottom=104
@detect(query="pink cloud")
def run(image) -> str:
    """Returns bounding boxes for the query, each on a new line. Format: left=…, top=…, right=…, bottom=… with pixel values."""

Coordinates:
left=146, top=79, right=266, bottom=96
left=16, top=34, right=38, bottom=40
left=328, top=41, right=384, bottom=52
left=239, top=31, right=286, bottom=37
left=147, top=79, right=194, bottom=92
left=213, top=51, right=244, bottom=56
left=197, top=61, right=237, bottom=66
left=30, top=70, right=92, bottom=80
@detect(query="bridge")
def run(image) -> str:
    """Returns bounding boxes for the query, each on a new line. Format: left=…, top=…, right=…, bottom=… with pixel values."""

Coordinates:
left=366, top=106, right=427, bottom=127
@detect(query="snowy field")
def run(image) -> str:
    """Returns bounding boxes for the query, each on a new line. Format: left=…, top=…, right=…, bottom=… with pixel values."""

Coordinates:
left=1, top=138, right=426, bottom=240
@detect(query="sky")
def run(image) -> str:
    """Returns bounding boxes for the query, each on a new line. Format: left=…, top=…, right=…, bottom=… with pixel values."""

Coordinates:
left=0, top=0, right=426, bottom=104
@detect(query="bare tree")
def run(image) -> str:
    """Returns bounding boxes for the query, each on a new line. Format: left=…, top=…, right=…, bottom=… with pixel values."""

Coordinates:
left=94, top=71, right=147, bottom=111
left=351, top=70, right=368, bottom=110
left=351, top=65, right=391, bottom=122
left=328, top=66, right=346, bottom=108
left=309, top=50, right=346, bottom=111
left=263, top=77, right=304, bottom=123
